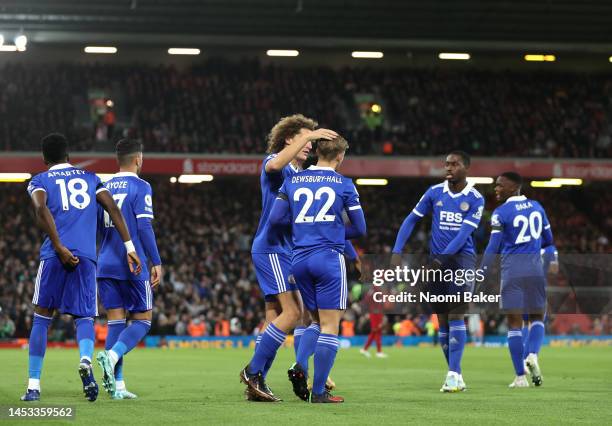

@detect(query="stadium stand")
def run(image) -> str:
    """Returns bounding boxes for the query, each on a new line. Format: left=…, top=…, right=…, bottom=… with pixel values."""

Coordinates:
left=1, top=60, right=612, bottom=157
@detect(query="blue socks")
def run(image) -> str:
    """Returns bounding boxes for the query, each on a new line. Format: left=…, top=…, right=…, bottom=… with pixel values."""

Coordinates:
left=448, top=320, right=466, bottom=374
left=508, top=329, right=525, bottom=376
left=527, top=321, right=545, bottom=356
left=249, top=323, right=286, bottom=375
left=75, top=317, right=94, bottom=362
left=438, top=326, right=449, bottom=365
left=313, top=334, right=339, bottom=396
left=294, top=326, right=306, bottom=358
left=107, top=319, right=126, bottom=380
left=521, top=324, right=529, bottom=359
left=110, top=320, right=151, bottom=359
left=296, top=323, right=321, bottom=376
left=28, top=314, right=52, bottom=384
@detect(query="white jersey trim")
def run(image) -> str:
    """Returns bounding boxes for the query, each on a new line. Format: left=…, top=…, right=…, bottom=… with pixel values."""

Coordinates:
left=136, top=214, right=155, bottom=219
left=49, top=163, right=74, bottom=170
left=505, top=195, right=527, bottom=203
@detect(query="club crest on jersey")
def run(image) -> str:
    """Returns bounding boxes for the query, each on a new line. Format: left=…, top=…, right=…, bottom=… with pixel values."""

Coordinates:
left=460, top=201, right=470, bottom=211
left=436, top=201, right=443, bottom=207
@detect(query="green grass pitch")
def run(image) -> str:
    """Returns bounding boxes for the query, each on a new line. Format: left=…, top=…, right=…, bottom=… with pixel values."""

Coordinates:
left=1, top=346, right=611, bottom=425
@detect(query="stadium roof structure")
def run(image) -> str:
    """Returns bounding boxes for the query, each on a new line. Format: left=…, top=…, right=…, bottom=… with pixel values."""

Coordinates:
left=2, top=0, right=612, bottom=52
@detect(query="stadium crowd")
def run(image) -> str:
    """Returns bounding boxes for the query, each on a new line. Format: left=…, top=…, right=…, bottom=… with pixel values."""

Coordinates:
left=0, top=179, right=609, bottom=341
left=1, top=60, right=612, bottom=157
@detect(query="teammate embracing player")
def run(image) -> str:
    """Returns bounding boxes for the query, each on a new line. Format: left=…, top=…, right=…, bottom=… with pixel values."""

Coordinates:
left=392, top=151, right=484, bottom=393
left=241, top=114, right=338, bottom=401
left=269, top=135, right=366, bottom=403
left=96, top=139, right=162, bottom=399
left=482, top=172, right=554, bottom=388
left=22, top=134, right=141, bottom=402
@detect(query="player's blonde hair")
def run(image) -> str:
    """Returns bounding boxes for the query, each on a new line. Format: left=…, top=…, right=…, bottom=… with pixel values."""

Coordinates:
left=266, top=114, right=318, bottom=154
left=316, top=136, right=349, bottom=161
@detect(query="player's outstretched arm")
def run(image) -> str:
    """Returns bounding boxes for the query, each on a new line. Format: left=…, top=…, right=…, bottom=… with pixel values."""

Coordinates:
left=31, top=190, right=79, bottom=267
left=265, top=128, right=338, bottom=173
left=97, top=190, right=142, bottom=274
left=391, top=212, right=421, bottom=254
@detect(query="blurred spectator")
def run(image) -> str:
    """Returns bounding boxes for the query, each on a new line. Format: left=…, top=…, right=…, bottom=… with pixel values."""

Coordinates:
left=95, top=319, right=108, bottom=344
left=188, top=317, right=207, bottom=337
left=0, top=60, right=611, bottom=157
left=0, top=312, right=16, bottom=338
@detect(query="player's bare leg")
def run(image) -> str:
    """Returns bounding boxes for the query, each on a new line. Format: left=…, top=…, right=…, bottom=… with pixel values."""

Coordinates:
left=21, top=307, right=55, bottom=401
left=525, top=312, right=545, bottom=386
left=310, top=309, right=344, bottom=403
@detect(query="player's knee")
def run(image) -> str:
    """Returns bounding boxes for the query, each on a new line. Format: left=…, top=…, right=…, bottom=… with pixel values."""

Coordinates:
left=283, top=305, right=301, bottom=325
left=34, top=306, right=54, bottom=317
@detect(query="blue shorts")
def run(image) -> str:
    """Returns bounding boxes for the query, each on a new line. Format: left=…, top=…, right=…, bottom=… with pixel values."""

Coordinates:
left=33, top=256, right=97, bottom=317
left=428, top=254, right=476, bottom=296
left=501, top=275, right=546, bottom=312
left=292, top=249, right=347, bottom=311
left=98, top=278, right=153, bottom=312
left=252, top=253, right=296, bottom=301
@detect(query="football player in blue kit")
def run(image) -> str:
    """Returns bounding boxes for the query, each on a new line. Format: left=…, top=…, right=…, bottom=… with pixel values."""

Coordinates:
left=391, top=151, right=485, bottom=393
left=241, top=114, right=338, bottom=402
left=268, top=136, right=366, bottom=403
left=96, top=139, right=162, bottom=399
left=521, top=246, right=558, bottom=379
left=21, top=134, right=141, bottom=402
left=482, top=172, right=555, bottom=388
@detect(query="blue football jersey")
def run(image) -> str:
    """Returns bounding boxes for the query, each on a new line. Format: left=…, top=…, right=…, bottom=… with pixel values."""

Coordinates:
left=27, top=163, right=107, bottom=262
left=490, top=195, right=552, bottom=278
left=412, top=181, right=484, bottom=255
left=97, top=172, right=154, bottom=280
left=278, top=166, right=361, bottom=264
left=251, top=154, right=300, bottom=255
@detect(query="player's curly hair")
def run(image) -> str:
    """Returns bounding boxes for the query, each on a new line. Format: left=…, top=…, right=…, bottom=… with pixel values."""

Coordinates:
left=316, top=136, right=349, bottom=161
left=266, top=114, right=318, bottom=154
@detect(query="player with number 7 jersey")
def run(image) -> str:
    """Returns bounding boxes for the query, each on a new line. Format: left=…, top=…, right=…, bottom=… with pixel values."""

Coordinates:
left=96, top=139, right=162, bottom=399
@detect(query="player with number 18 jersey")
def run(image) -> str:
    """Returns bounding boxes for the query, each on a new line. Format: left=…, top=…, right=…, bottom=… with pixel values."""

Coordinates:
left=28, top=164, right=107, bottom=317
